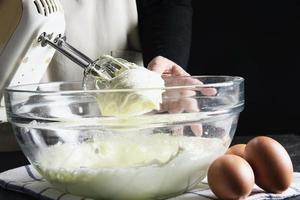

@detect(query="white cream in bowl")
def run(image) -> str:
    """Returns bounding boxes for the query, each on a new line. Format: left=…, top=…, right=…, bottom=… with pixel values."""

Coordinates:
left=35, top=133, right=226, bottom=200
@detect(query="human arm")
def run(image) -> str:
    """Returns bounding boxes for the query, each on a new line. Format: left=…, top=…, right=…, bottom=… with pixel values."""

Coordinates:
left=136, top=0, right=193, bottom=73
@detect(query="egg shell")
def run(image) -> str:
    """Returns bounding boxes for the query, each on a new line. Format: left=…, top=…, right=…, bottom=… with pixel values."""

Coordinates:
left=244, top=136, right=293, bottom=193
left=226, top=144, right=246, bottom=158
left=207, top=154, right=255, bottom=200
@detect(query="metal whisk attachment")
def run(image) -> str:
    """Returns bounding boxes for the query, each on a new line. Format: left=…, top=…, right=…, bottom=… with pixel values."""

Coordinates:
left=38, top=32, right=129, bottom=81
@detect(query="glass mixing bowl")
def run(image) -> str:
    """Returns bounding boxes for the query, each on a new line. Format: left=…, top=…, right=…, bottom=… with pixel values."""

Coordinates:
left=5, top=76, right=244, bottom=200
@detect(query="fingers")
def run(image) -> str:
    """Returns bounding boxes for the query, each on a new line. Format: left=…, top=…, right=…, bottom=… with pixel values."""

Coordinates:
left=179, top=98, right=199, bottom=112
left=166, top=101, right=184, bottom=113
left=200, top=88, right=218, bottom=96
left=147, top=56, right=169, bottom=74
left=191, top=124, right=203, bottom=136
left=148, top=56, right=218, bottom=96
left=147, top=56, right=190, bottom=76
left=170, top=124, right=203, bottom=136
left=148, top=63, right=169, bottom=75
left=160, top=97, right=203, bottom=136
left=149, top=62, right=189, bottom=76
left=164, top=76, right=200, bottom=87
left=169, top=65, right=190, bottom=76
left=178, top=77, right=217, bottom=96
left=163, top=97, right=199, bottom=114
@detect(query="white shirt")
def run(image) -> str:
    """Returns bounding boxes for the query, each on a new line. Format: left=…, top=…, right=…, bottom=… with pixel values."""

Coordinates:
left=42, top=0, right=142, bottom=82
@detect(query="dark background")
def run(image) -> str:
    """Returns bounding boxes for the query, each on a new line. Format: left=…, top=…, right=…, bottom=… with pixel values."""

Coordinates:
left=188, top=1, right=300, bottom=136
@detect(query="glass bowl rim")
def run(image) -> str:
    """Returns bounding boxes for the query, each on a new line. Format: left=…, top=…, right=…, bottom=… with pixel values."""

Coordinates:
left=5, top=75, right=244, bottom=94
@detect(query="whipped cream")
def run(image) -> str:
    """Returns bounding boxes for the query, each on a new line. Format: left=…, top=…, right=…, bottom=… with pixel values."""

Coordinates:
left=83, top=55, right=165, bottom=116
left=35, top=134, right=226, bottom=200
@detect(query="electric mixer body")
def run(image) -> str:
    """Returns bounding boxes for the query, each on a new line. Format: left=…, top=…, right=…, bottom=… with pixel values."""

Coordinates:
left=0, top=0, right=65, bottom=150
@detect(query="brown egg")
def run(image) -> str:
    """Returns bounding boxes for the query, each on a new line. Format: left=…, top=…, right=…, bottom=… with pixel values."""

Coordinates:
left=244, top=136, right=293, bottom=193
left=226, top=144, right=246, bottom=158
left=207, top=155, right=255, bottom=200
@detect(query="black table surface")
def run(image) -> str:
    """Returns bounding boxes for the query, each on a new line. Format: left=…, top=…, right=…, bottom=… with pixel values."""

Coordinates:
left=0, top=134, right=299, bottom=200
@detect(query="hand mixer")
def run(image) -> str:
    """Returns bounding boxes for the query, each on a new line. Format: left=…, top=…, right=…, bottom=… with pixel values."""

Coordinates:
left=0, top=0, right=129, bottom=123
left=0, top=0, right=128, bottom=150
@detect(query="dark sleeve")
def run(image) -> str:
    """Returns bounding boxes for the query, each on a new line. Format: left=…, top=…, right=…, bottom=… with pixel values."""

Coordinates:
left=136, top=0, right=193, bottom=69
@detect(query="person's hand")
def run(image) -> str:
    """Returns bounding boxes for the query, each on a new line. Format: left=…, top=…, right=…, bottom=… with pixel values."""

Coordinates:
left=147, top=55, right=216, bottom=96
left=160, top=76, right=206, bottom=136
left=147, top=56, right=189, bottom=76
left=147, top=56, right=217, bottom=136
left=147, top=57, right=199, bottom=135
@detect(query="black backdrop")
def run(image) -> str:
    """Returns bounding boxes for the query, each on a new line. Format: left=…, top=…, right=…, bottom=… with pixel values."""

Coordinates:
left=188, top=1, right=300, bottom=135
